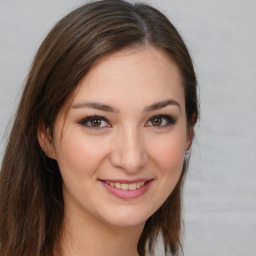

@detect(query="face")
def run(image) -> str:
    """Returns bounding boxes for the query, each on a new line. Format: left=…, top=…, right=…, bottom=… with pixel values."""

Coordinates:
left=40, top=47, right=190, bottom=229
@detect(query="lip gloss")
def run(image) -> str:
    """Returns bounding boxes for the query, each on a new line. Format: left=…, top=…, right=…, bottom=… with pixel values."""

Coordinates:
left=100, top=179, right=153, bottom=199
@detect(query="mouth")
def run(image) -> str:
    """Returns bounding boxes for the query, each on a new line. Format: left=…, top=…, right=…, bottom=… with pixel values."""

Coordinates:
left=99, top=179, right=153, bottom=199
left=103, top=180, right=148, bottom=191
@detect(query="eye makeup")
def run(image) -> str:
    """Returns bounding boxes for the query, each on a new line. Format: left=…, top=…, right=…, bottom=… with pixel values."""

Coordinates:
left=146, top=114, right=177, bottom=128
left=77, top=113, right=177, bottom=131
left=77, top=115, right=111, bottom=129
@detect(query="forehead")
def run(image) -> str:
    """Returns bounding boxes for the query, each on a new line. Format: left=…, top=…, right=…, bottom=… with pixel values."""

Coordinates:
left=72, top=46, right=185, bottom=111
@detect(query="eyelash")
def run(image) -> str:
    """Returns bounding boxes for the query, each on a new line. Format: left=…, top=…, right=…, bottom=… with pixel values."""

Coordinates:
left=78, top=115, right=110, bottom=130
left=146, top=114, right=176, bottom=128
left=78, top=114, right=176, bottom=130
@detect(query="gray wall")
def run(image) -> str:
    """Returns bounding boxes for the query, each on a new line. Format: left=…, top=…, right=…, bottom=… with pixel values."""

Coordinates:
left=0, top=1, right=255, bottom=255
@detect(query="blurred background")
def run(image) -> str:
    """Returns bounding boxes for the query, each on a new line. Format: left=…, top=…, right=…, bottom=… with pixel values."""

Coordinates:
left=0, top=0, right=255, bottom=255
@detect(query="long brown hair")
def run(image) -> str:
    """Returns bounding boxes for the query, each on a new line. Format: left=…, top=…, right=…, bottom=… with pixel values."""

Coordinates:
left=0, top=1, right=198, bottom=255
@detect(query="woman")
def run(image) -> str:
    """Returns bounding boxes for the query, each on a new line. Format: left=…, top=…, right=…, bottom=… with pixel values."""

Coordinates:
left=0, top=0, right=198, bottom=255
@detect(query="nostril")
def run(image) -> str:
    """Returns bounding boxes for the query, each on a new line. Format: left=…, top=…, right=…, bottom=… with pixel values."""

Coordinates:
left=109, top=133, right=148, bottom=172
left=109, top=150, right=148, bottom=172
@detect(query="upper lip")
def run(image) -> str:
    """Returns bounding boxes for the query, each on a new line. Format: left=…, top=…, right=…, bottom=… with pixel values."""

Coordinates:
left=99, top=178, right=153, bottom=184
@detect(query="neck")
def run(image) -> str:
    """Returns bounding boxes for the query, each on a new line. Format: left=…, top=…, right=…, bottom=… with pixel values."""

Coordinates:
left=60, top=207, right=144, bottom=256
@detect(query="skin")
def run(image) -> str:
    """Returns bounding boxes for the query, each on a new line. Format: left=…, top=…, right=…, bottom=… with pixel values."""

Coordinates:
left=38, top=46, right=191, bottom=256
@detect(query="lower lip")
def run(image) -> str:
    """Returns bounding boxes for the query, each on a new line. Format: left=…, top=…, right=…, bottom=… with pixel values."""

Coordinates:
left=100, top=180, right=153, bottom=199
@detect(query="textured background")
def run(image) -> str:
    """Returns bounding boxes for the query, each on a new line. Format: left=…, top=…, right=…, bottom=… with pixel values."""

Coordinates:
left=0, top=1, right=255, bottom=255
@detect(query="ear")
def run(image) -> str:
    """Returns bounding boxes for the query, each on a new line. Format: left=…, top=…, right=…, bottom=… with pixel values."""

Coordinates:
left=186, top=126, right=194, bottom=151
left=37, top=123, right=56, bottom=159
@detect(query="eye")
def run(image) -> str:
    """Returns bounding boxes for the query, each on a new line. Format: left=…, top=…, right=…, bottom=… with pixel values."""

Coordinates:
left=146, top=114, right=176, bottom=127
left=78, top=115, right=110, bottom=129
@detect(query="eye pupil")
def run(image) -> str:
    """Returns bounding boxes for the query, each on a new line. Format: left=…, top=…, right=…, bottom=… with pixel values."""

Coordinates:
left=151, top=118, right=162, bottom=126
left=91, top=119, right=101, bottom=127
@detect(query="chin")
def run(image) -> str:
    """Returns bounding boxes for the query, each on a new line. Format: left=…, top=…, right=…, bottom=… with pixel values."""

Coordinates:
left=97, top=204, right=156, bottom=229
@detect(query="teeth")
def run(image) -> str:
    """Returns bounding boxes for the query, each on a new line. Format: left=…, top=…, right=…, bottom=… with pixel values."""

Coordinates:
left=115, top=182, right=121, bottom=189
left=128, top=183, right=137, bottom=190
left=105, top=181, right=146, bottom=190
left=121, top=183, right=129, bottom=190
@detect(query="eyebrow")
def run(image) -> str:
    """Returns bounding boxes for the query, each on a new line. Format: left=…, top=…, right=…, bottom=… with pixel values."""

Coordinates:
left=72, top=99, right=181, bottom=113
left=144, top=99, right=181, bottom=112
left=72, top=102, right=119, bottom=113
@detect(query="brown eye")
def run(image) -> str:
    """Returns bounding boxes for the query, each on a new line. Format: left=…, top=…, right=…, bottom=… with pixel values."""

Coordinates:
left=78, top=115, right=110, bottom=129
left=146, top=115, right=176, bottom=128
left=151, top=118, right=162, bottom=126
left=90, top=118, right=102, bottom=127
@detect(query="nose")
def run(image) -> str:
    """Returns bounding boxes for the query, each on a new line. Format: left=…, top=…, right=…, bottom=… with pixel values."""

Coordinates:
left=109, top=127, right=148, bottom=173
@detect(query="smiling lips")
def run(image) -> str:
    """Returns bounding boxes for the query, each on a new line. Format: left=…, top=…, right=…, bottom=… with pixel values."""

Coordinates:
left=100, top=179, right=153, bottom=199
left=105, top=181, right=146, bottom=190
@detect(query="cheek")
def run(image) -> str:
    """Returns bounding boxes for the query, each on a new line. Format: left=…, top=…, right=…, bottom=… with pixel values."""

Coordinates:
left=148, top=131, right=186, bottom=193
left=161, top=144, right=185, bottom=173
left=143, top=133, right=186, bottom=214
left=54, top=132, right=108, bottom=180
left=156, top=144, right=184, bottom=188
left=148, top=132, right=186, bottom=172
